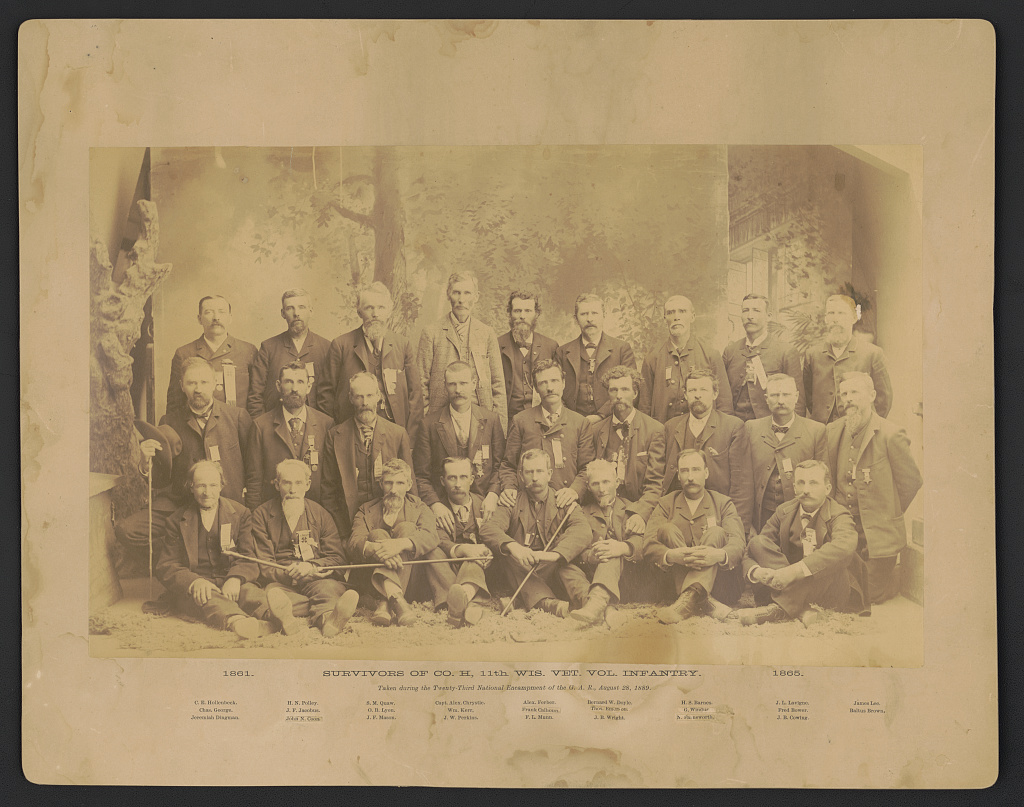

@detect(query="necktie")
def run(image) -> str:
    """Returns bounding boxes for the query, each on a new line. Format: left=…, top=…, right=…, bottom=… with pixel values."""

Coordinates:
left=289, top=417, right=303, bottom=455
left=453, top=414, right=468, bottom=445
left=614, top=422, right=629, bottom=484
left=455, top=505, right=469, bottom=525
left=772, top=424, right=789, bottom=435
left=800, top=512, right=815, bottom=556
left=584, top=342, right=597, bottom=372
left=546, top=411, right=558, bottom=431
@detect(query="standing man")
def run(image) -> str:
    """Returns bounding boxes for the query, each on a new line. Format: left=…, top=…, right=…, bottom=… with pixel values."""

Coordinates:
left=479, top=449, right=593, bottom=617
left=319, top=282, right=423, bottom=442
left=745, top=374, right=827, bottom=532
left=644, top=449, right=747, bottom=622
left=347, top=459, right=439, bottom=627
left=160, top=357, right=255, bottom=506
left=663, top=368, right=753, bottom=534
left=497, top=290, right=559, bottom=422
left=826, top=372, right=921, bottom=603
left=640, top=295, right=732, bottom=422
left=166, top=295, right=257, bottom=418
left=320, top=372, right=415, bottom=538
left=414, top=360, right=505, bottom=532
left=247, top=288, right=331, bottom=418
left=591, top=365, right=666, bottom=535
left=556, top=293, right=635, bottom=422
left=805, top=294, right=893, bottom=423
left=418, top=272, right=507, bottom=434
left=722, top=293, right=805, bottom=421
left=499, top=359, right=595, bottom=510
left=246, top=362, right=335, bottom=509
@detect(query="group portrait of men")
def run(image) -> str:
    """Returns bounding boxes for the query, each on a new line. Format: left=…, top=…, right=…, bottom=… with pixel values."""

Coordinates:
left=118, top=272, right=921, bottom=641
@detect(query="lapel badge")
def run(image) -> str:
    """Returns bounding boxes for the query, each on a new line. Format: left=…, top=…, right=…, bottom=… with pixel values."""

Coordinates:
left=862, top=468, right=871, bottom=484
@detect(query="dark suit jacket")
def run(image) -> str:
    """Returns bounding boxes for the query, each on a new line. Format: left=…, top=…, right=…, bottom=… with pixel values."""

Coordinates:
left=500, top=405, right=596, bottom=499
left=580, top=496, right=644, bottom=562
left=640, top=335, right=733, bottom=422
left=742, top=496, right=858, bottom=579
left=643, top=489, right=745, bottom=569
left=497, top=331, right=559, bottom=419
left=663, top=409, right=753, bottom=533
left=166, top=333, right=258, bottom=418
left=247, top=497, right=346, bottom=586
left=320, top=416, right=415, bottom=537
left=434, top=492, right=487, bottom=556
left=155, top=497, right=258, bottom=592
left=245, top=406, right=335, bottom=509
left=556, top=333, right=636, bottom=417
left=160, top=399, right=255, bottom=506
left=414, top=403, right=506, bottom=506
left=722, top=332, right=806, bottom=420
left=347, top=493, right=439, bottom=561
left=744, top=414, right=827, bottom=530
left=246, top=330, right=332, bottom=418
left=826, top=413, right=922, bottom=557
left=804, top=337, right=893, bottom=423
left=477, top=488, right=592, bottom=564
left=591, top=410, right=666, bottom=521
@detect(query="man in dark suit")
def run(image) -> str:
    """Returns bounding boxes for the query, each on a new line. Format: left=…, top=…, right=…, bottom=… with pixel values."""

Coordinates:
left=805, top=294, right=893, bottom=423
left=160, top=357, right=255, bottom=506
left=745, top=373, right=827, bottom=532
left=722, top=293, right=805, bottom=421
left=556, top=293, right=636, bottom=422
left=246, top=362, right=335, bottom=509
left=246, top=288, right=332, bottom=418
left=478, top=449, right=592, bottom=617
left=166, top=295, right=257, bottom=418
left=154, top=460, right=268, bottom=638
left=591, top=365, right=666, bottom=534
left=499, top=359, right=596, bottom=510
left=414, top=360, right=505, bottom=532
left=347, top=459, right=439, bottom=627
left=321, top=372, right=416, bottom=538
left=826, top=372, right=922, bottom=603
left=735, top=460, right=866, bottom=626
left=497, top=290, right=559, bottom=421
left=663, top=368, right=753, bottom=534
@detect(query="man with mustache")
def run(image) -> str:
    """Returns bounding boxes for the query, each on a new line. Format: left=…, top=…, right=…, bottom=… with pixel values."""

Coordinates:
left=722, top=293, right=805, bottom=421
left=166, top=295, right=257, bottom=419
left=321, top=372, right=415, bottom=538
left=247, top=288, right=332, bottom=418
left=160, top=357, right=255, bottom=506
left=319, top=282, right=423, bottom=442
left=826, top=372, right=921, bottom=603
left=556, top=293, right=635, bottom=423
left=348, top=459, right=440, bottom=627
left=644, top=449, right=746, bottom=622
left=734, top=460, right=866, bottom=626
left=419, top=272, right=507, bottom=434
left=497, top=291, right=558, bottom=421
left=640, top=295, right=732, bottom=422
left=805, top=294, right=893, bottom=423
left=414, top=361, right=505, bottom=532
left=246, top=362, right=335, bottom=510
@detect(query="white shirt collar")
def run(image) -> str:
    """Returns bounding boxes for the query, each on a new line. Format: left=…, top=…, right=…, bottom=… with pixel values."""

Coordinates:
left=449, top=404, right=472, bottom=426
left=772, top=414, right=796, bottom=430
left=290, top=331, right=307, bottom=352
left=612, top=408, right=637, bottom=427
left=199, top=506, right=218, bottom=531
left=688, top=409, right=711, bottom=437
left=799, top=505, right=822, bottom=522
left=282, top=405, right=307, bottom=424
left=203, top=334, right=228, bottom=354
left=745, top=331, right=768, bottom=348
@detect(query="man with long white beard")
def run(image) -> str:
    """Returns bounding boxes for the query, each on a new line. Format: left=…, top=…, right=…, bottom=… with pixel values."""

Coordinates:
left=826, top=372, right=921, bottom=603
left=347, top=459, right=440, bottom=627
left=497, top=290, right=559, bottom=421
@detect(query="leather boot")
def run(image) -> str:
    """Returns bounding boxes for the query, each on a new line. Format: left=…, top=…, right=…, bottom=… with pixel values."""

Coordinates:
left=370, top=599, right=392, bottom=627
left=267, top=587, right=305, bottom=636
left=389, top=594, right=416, bottom=627
left=321, top=589, right=359, bottom=638
left=737, top=602, right=790, bottom=626
left=570, top=586, right=611, bottom=625
left=703, top=595, right=734, bottom=622
left=536, top=598, right=569, bottom=618
left=447, top=584, right=470, bottom=628
left=657, top=583, right=708, bottom=624
left=229, top=616, right=269, bottom=640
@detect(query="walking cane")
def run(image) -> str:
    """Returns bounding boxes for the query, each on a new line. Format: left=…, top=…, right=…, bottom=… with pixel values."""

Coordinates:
left=500, top=502, right=577, bottom=617
left=146, top=455, right=154, bottom=601
left=221, top=550, right=479, bottom=573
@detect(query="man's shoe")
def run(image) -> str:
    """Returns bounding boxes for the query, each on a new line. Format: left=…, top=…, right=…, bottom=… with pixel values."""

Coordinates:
left=703, top=595, right=734, bottom=622
left=447, top=584, right=470, bottom=628
left=537, top=598, right=569, bottom=618
left=389, top=594, right=416, bottom=627
left=321, top=590, right=359, bottom=638
left=737, top=603, right=790, bottom=626
left=230, top=616, right=264, bottom=640
left=267, top=587, right=305, bottom=636
left=604, top=605, right=626, bottom=630
left=463, top=602, right=484, bottom=627
left=569, top=588, right=611, bottom=626
left=370, top=599, right=393, bottom=627
left=657, top=583, right=708, bottom=624
left=798, top=607, right=819, bottom=628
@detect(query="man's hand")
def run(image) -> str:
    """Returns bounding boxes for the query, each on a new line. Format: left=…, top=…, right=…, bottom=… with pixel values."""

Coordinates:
left=750, top=566, right=776, bottom=588
left=221, top=577, right=241, bottom=602
left=139, top=439, right=162, bottom=460
left=498, top=489, right=518, bottom=508
left=554, top=487, right=578, bottom=508
left=592, top=539, right=632, bottom=562
left=684, top=546, right=727, bottom=569
left=453, top=544, right=492, bottom=568
left=189, top=578, right=220, bottom=606
left=432, top=502, right=456, bottom=536
left=481, top=492, right=499, bottom=523
left=506, top=542, right=539, bottom=570
left=663, top=547, right=695, bottom=567
left=769, top=564, right=804, bottom=590
left=374, top=538, right=412, bottom=571
left=585, top=414, right=603, bottom=425
left=624, top=514, right=646, bottom=536
left=286, top=561, right=317, bottom=582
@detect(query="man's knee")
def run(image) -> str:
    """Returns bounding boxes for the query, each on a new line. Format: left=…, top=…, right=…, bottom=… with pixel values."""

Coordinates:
left=656, top=523, right=687, bottom=548
left=390, top=522, right=420, bottom=542
left=700, top=525, right=728, bottom=549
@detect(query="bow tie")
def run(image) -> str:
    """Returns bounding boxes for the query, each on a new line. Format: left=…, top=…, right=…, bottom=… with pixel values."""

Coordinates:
left=772, top=424, right=789, bottom=435
left=614, top=422, right=629, bottom=437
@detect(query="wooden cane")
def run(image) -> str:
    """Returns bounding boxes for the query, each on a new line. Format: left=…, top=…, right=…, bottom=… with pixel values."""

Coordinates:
left=500, top=502, right=577, bottom=617
left=147, top=457, right=153, bottom=601
left=222, top=549, right=480, bottom=573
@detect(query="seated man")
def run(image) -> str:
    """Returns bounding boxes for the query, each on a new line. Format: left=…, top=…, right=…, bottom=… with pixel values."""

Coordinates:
left=347, top=459, right=439, bottom=627
left=424, top=456, right=495, bottom=628
left=734, top=460, right=867, bottom=626
left=154, top=460, right=268, bottom=639
left=561, top=459, right=645, bottom=627
left=478, top=448, right=592, bottom=617
left=240, top=459, right=358, bottom=638
left=644, top=449, right=746, bottom=624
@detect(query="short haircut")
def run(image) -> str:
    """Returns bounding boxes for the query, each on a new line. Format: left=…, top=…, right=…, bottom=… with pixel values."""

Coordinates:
left=676, top=448, right=708, bottom=470
left=741, top=292, right=771, bottom=313
left=275, top=458, right=311, bottom=482
left=180, top=356, right=216, bottom=379
left=826, top=294, right=858, bottom=316
left=441, top=455, right=473, bottom=476
left=446, top=272, right=479, bottom=296
left=765, top=373, right=797, bottom=393
left=281, top=288, right=312, bottom=306
left=585, top=458, right=617, bottom=483
left=507, top=290, right=542, bottom=316
left=519, top=447, right=552, bottom=474
left=357, top=281, right=393, bottom=309
left=601, top=364, right=641, bottom=395
left=348, top=371, right=381, bottom=397
left=381, top=458, right=412, bottom=483
left=839, top=371, right=874, bottom=391
left=794, top=459, right=830, bottom=481
left=684, top=366, right=719, bottom=396
left=186, top=460, right=226, bottom=492
left=278, top=360, right=310, bottom=381
left=531, top=357, right=564, bottom=384
left=198, top=295, right=231, bottom=315
left=574, top=292, right=604, bottom=318
left=444, top=360, right=474, bottom=382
